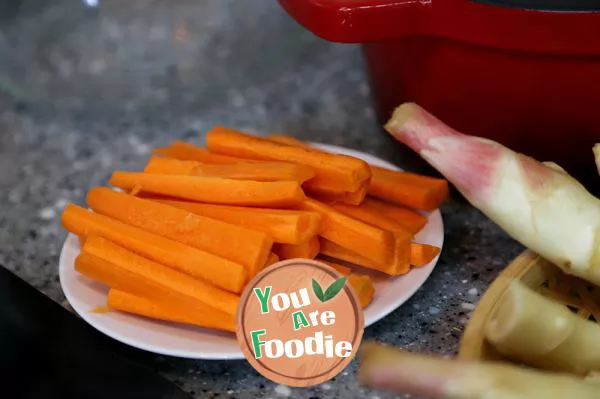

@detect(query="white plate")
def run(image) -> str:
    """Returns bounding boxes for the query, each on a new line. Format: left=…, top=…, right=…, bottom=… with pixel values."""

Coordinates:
left=59, top=143, right=444, bottom=360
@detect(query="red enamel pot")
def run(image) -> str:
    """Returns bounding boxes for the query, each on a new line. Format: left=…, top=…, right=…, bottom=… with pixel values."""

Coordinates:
left=279, top=0, right=600, bottom=191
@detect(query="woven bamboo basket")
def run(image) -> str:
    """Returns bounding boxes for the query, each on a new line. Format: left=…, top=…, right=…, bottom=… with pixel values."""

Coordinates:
left=458, top=250, right=600, bottom=370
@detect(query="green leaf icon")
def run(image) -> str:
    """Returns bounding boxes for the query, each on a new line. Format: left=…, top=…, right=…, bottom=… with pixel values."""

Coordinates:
left=323, top=277, right=347, bottom=302
left=312, top=279, right=325, bottom=302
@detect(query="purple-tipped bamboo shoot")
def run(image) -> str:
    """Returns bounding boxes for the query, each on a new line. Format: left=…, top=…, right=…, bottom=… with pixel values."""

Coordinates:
left=385, top=103, right=600, bottom=286
left=486, top=281, right=600, bottom=375
left=359, top=342, right=600, bottom=398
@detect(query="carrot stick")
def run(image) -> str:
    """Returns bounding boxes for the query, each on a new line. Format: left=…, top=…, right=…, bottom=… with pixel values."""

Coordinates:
left=265, top=252, right=280, bottom=267
left=150, top=199, right=321, bottom=244
left=410, top=243, right=441, bottom=267
left=341, top=181, right=369, bottom=205
left=331, top=197, right=415, bottom=275
left=348, top=274, right=375, bottom=309
left=144, top=156, right=197, bottom=174
left=320, top=237, right=411, bottom=276
left=207, top=127, right=372, bottom=193
left=87, top=187, right=272, bottom=278
left=321, top=260, right=352, bottom=276
left=369, top=166, right=448, bottom=211
left=359, top=196, right=428, bottom=234
left=144, top=157, right=315, bottom=183
left=76, top=236, right=239, bottom=317
left=268, top=134, right=307, bottom=147
left=107, top=289, right=235, bottom=332
left=153, top=140, right=247, bottom=164
left=269, top=134, right=370, bottom=204
left=268, top=134, right=448, bottom=211
left=308, top=182, right=368, bottom=206
left=268, top=136, right=369, bottom=204
left=274, top=236, right=320, bottom=260
left=62, top=204, right=247, bottom=293
left=299, top=198, right=396, bottom=267
left=332, top=201, right=416, bottom=237
left=109, top=172, right=306, bottom=208
left=319, top=238, right=383, bottom=270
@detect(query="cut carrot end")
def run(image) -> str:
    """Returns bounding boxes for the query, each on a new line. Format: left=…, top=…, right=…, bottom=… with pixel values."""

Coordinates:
left=369, top=166, right=448, bottom=211
left=348, top=274, right=375, bottom=309
left=410, top=242, right=441, bottom=267
left=264, top=252, right=280, bottom=268
left=274, top=236, right=320, bottom=260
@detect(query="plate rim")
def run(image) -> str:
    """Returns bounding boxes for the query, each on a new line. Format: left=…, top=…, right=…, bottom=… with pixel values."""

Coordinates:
left=59, top=142, right=444, bottom=360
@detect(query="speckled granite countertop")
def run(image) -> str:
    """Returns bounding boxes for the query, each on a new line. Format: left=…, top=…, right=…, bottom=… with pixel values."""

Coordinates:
left=0, top=1, right=524, bottom=398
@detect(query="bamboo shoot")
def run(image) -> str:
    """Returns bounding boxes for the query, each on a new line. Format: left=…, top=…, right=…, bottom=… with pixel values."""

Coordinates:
left=385, top=103, right=600, bottom=286
left=359, top=341, right=600, bottom=399
left=485, top=281, right=600, bottom=375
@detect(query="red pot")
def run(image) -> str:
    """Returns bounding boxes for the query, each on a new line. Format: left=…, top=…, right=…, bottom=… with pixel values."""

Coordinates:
left=279, top=0, right=600, bottom=191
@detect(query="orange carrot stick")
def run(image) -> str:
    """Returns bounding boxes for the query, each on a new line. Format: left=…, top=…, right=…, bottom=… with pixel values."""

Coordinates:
left=144, top=156, right=197, bottom=174
left=207, top=127, right=371, bottom=193
left=330, top=197, right=414, bottom=275
left=150, top=199, right=321, bottom=244
left=410, top=242, right=441, bottom=267
left=153, top=140, right=247, bottom=164
left=77, top=236, right=239, bottom=317
left=269, top=134, right=448, bottom=211
left=300, top=198, right=396, bottom=268
left=359, top=196, right=428, bottom=235
left=273, top=236, right=320, bottom=260
left=144, top=157, right=315, bottom=183
left=348, top=274, right=375, bottom=309
left=341, top=181, right=369, bottom=205
left=268, top=134, right=307, bottom=147
left=332, top=201, right=416, bottom=237
left=265, top=252, right=280, bottom=267
left=369, top=166, right=448, bottom=211
left=62, top=204, right=247, bottom=293
left=268, top=134, right=369, bottom=204
left=107, top=289, right=235, bottom=332
left=87, top=187, right=272, bottom=278
left=321, top=260, right=352, bottom=276
left=308, top=181, right=368, bottom=206
left=319, top=238, right=411, bottom=276
left=109, top=172, right=306, bottom=208
left=319, top=238, right=382, bottom=270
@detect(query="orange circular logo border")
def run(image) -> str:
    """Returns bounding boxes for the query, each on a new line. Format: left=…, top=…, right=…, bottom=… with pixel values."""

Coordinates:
left=236, top=258, right=365, bottom=387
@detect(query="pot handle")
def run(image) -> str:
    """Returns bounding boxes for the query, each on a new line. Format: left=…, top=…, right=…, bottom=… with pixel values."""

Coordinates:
left=278, top=0, right=432, bottom=43
left=279, top=0, right=600, bottom=55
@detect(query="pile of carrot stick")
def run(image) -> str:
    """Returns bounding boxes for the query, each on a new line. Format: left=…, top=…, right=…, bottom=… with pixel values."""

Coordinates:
left=61, top=128, right=447, bottom=334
